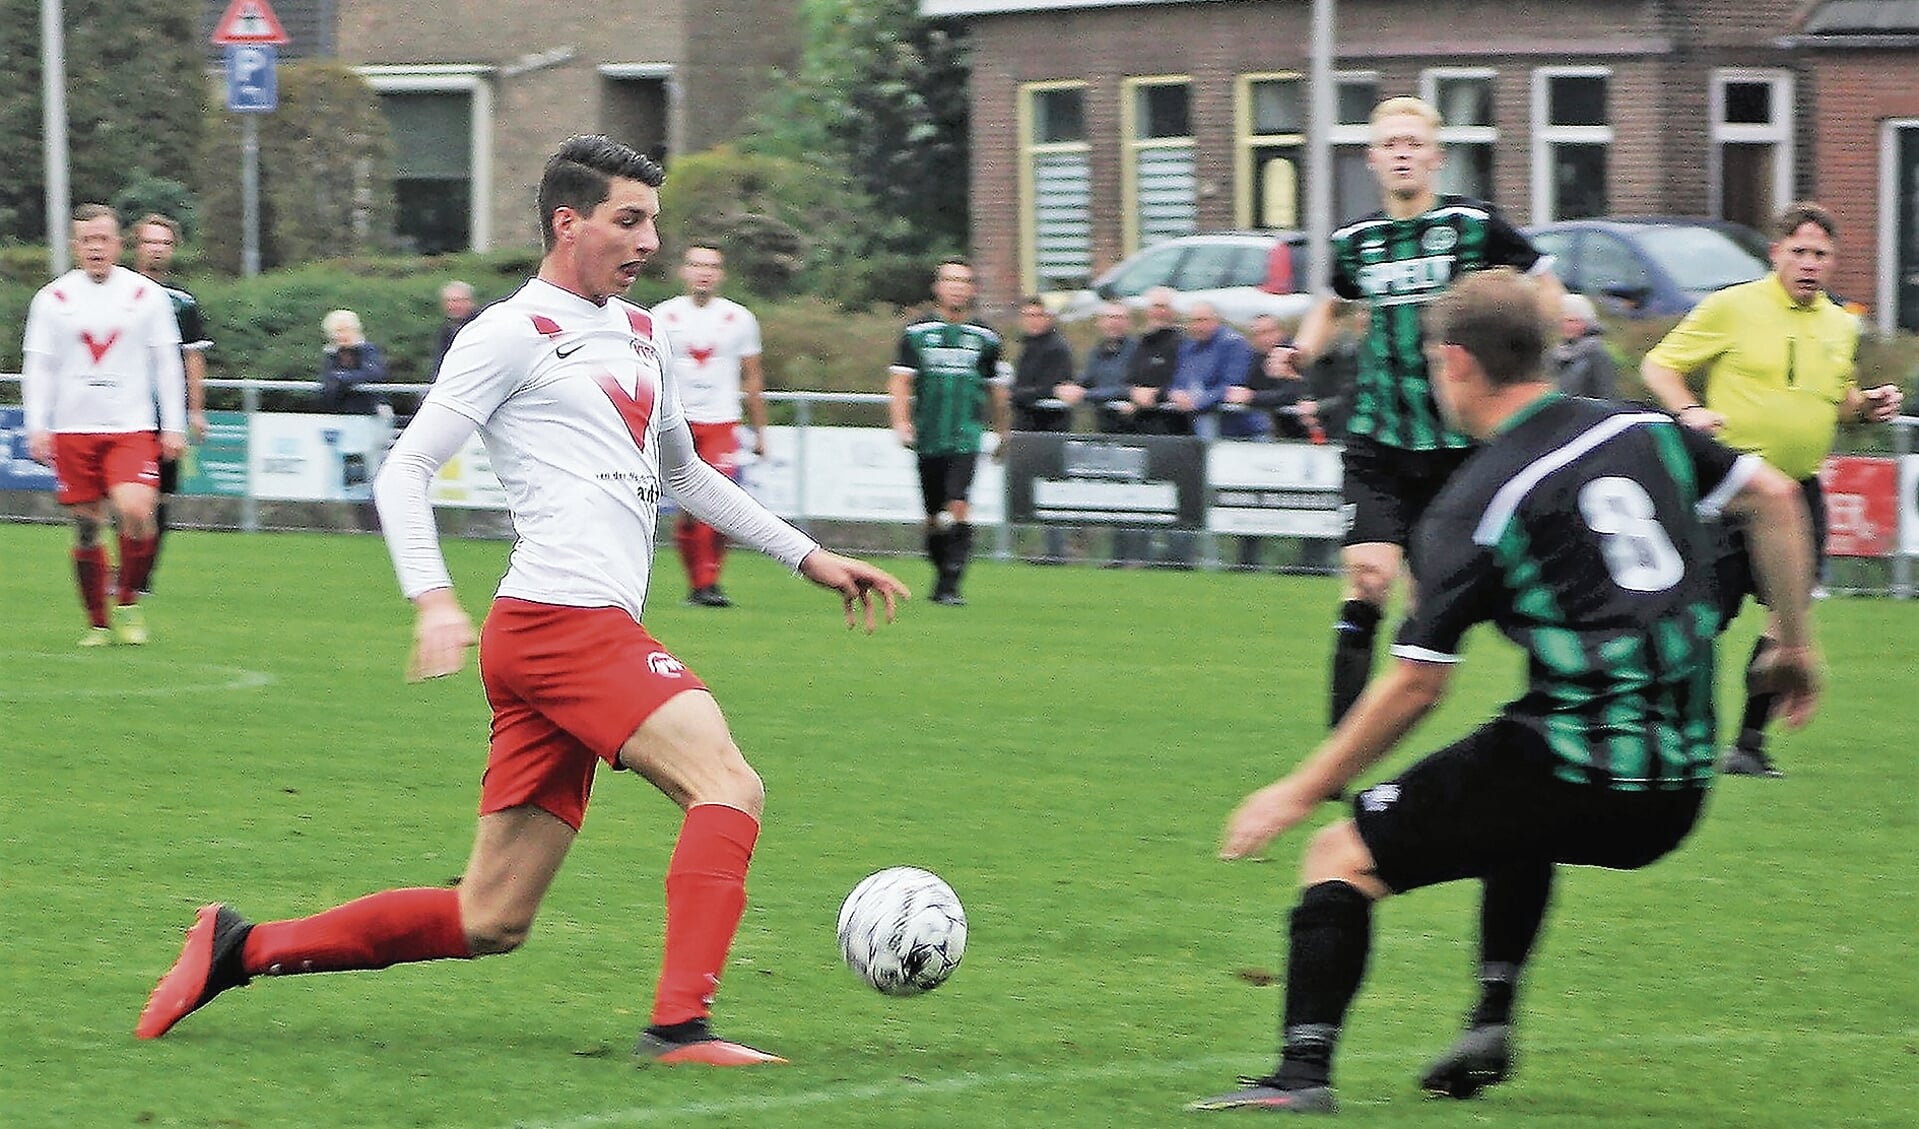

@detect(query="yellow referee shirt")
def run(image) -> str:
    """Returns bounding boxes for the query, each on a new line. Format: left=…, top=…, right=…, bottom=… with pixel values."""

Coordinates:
left=1644, top=275, right=1860, bottom=479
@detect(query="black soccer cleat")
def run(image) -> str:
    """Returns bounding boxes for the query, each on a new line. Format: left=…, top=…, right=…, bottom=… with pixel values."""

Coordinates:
left=136, top=903, right=254, bottom=1039
left=1187, top=1080, right=1336, bottom=1113
left=1419, top=1023, right=1512, bottom=1099
left=1720, top=746, right=1784, bottom=778
left=684, top=586, right=734, bottom=608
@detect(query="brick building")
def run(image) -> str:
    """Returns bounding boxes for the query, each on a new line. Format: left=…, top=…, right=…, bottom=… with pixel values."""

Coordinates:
left=922, top=0, right=1919, bottom=333
left=205, top=0, right=802, bottom=254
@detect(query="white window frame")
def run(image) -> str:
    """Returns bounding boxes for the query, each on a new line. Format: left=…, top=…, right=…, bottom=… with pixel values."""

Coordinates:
left=1530, top=66, right=1613, bottom=224
left=1709, top=68, right=1794, bottom=223
left=1121, top=75, right=1195, bottom=254
left=1329, top=70, right=1381, bottom=148
left=1019, top=80, right=1092, bottom=293
left=357, top=64, right=495, bottom=251
left=1236, top=71, right=1304, bottom=229
left=1421, top=67, right=1498, bottom=199
left=1877, top=118, right=1919, bottom=336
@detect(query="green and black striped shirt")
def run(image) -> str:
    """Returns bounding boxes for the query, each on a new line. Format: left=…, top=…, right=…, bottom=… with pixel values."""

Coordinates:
left=1331, top=195, right=1545, bottom=451
left=1395, top=395, right=1758, bottom=790
left=894, top=318, right=1002, bottom=456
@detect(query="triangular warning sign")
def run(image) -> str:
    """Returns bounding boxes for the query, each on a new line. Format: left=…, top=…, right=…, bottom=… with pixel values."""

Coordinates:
left=211, top=0, right=291, bottom=45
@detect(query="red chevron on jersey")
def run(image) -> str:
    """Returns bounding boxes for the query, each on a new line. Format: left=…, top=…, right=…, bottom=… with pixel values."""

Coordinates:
left=626, top=308, right=653, bottom=338
left=687, top=345, right=716, bottom=367
left=531, top=315, right=563, bottom=337
left=594, top=372, right=656, bottom=452
left=81, top=330, right=122, bottom=363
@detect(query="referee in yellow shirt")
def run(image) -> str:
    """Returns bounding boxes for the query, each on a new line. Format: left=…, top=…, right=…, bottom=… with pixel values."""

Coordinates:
left=1642, top=202, right=1903, bottom=777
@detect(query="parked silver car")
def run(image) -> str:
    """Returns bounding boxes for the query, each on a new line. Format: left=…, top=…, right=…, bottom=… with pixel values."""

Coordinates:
left=1054, top=231, right=1314, bottom=325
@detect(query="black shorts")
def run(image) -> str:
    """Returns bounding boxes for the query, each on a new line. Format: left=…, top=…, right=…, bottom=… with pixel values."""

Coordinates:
left=917, top=452, right=978, bottom=516
left=1712, top=475, right=1826, bottom=625
left=1353, top=717, right=1707, bottom=895
left=1340, top=437, right=1472, bottom=550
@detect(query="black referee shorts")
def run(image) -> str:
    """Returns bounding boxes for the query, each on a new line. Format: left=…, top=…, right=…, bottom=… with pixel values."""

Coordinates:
left=1352, top=717, right=1707, bottom=895
left=917, top=452, right=978, bottom=516
left=1711, top=474, right=1826, bottom=626
left=1340, top=436, right=1472, bottom=551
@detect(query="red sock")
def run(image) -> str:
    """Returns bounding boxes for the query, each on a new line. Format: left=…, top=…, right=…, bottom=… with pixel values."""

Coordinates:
left=706, top=524, right=728, bottom=588
left=651, top=803, right=759, bottom=1026
left=675, top=515, right=705, bottom=587
left=116, top=533, right=158, bottom=604
left=241, top=887, right=471, bottom=977
left=73, top=545, right=110, bottom=627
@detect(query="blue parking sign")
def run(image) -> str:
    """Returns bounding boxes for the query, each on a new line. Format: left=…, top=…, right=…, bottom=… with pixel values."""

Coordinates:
left=226, top=45, right=278, bottom=112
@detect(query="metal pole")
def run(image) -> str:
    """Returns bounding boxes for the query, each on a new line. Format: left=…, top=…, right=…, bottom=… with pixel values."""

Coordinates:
left=1895, top=416, right=1913, bottom=598
left=241, top=382, right=260, bottom=532
left=41, top=0, right=70, bottom=276
left=242, top=115, right=262, bottom=277
left=1305, top=0, right=1336, bottom=293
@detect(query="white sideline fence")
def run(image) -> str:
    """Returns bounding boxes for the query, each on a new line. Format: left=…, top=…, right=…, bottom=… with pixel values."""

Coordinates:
left=2, top=374, right=1915, bottom=595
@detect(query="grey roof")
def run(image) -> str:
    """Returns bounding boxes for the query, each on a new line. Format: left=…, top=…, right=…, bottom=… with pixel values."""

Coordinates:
left=1803, top=0, right=1919, bottom=34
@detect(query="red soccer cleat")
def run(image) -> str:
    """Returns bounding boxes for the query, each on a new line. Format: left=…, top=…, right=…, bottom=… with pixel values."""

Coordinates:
left=633, top=1030, right=788, bottom=1066
left=136, top=903, right=254, bottom=1039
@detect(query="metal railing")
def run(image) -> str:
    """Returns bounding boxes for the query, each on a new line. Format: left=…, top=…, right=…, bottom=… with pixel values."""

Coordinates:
left=3, top=374, right=1914, bottom=594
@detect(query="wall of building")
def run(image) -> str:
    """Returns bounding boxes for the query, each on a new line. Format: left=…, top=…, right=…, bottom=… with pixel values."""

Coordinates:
left=1806, top=49, right=1919, bottom=317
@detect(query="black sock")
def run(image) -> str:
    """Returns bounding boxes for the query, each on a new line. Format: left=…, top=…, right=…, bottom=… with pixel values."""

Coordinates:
left=1274, top=880, right=1373, bottom=1088
left=948, top=522, right=974, bottom=589
left=645, top=1017, right=713, bottom=1044
left=1471, top=862, right=1554, bottom=1027
left=1328, top=600, right=1382, bottom=728
left=925, top=528, right=951, bottom=586
left=1737, top=637, right=1779, bottom=751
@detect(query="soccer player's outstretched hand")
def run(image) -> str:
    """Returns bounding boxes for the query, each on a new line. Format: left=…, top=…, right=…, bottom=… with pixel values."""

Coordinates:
left=1220, top=777, right=1319, bottom=860
left=1750, top=642, right=1822, bottom=730
left=800, top=550, right=909, bottom=633
left=407, top=588, right=478, bottom=682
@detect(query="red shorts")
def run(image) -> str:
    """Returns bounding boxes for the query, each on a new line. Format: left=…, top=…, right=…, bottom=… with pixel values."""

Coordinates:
left=688, top=420, right=741, bottom=479
left=51, top=432, right=161, bottom=505
left=477, top=597, right=709, bottom=830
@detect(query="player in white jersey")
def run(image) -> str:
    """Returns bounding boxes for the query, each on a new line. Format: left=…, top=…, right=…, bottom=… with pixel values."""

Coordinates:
left=652, top=246, right=770, bottom=607
left=21, top=204, right=185, bottom=646
left=137, top=136, right=909, bottom=1068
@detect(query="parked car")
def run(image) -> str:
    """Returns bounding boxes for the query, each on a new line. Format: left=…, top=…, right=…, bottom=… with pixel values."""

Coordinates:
left=1053, top=231, right=1313, bottom=325
left=1522, top=217, right=1771, bottom=317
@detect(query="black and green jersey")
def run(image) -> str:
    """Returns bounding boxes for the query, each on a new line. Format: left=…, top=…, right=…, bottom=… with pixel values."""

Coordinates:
left=894, top=317, right=1001, bottom=456
left=1395, top=395, right=1758, bottom=791
left=157, top=282, right=210, bottom=352
left=1331, top=195, right=1544, bottom=451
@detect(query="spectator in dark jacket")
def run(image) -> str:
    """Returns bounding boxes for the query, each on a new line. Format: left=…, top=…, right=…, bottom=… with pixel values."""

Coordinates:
left=1009, top=296, right=1078, bottom=432
left=1554, top=292, right=1617, bottom=400
left=1126, top=287, right=1186, bottom=435
left=1081, top=302, right=1140, bottom=434
left=317, top=309, right=389, bottom=416
left=1229, top=314, right=1321, bottom=441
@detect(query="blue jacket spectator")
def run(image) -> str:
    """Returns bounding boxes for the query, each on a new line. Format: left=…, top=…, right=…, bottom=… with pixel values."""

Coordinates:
left=317, top=309, right=389, bottom=416
left=1169, top=302, right=1263, bottom=439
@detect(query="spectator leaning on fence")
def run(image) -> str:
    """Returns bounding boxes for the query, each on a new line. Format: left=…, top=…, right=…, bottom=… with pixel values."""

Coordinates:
left=317, top=310, right=389, bottom=416
left=1639, top=200, right=1902, bottom=779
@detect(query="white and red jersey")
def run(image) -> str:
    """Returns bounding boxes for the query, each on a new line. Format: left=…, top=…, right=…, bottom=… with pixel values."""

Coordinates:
left=375, top=278, right=815, bottom=621
left=650, top=294, right=762, bottom=424
left=21, top=266, right=184, bottom=435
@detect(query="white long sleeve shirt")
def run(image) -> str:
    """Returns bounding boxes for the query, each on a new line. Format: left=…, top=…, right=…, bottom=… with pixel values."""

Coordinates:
left=374, top=278, right=817, bottom=621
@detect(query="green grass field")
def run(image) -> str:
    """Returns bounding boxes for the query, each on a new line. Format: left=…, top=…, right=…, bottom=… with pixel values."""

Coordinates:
left=2, top=521, right=1915, bottom=1128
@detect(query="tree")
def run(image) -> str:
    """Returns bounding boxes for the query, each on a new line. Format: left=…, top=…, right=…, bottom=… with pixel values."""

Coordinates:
left=743, top=0, right=972, bottom=305
left=0, top=0, right=204, bottom=244
left=198, top=61, right=396, bottom=272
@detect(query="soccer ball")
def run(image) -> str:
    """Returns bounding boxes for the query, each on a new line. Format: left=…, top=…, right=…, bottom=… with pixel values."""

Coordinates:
left=836, top=866, right=967, bottom=996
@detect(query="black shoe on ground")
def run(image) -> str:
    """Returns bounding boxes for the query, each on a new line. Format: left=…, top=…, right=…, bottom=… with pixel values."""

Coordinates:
left=1187, top=1079, right=1336, bottom=1113
left=1720, top=746, right=1783, bottom=778
left=685, top=586, right=733, bottom=608
left=1419, top=1023, right=1511, bottom=1099
left=930, top=591, right=967, bottom=607
left=136, top=903, right=255, bottom=1039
